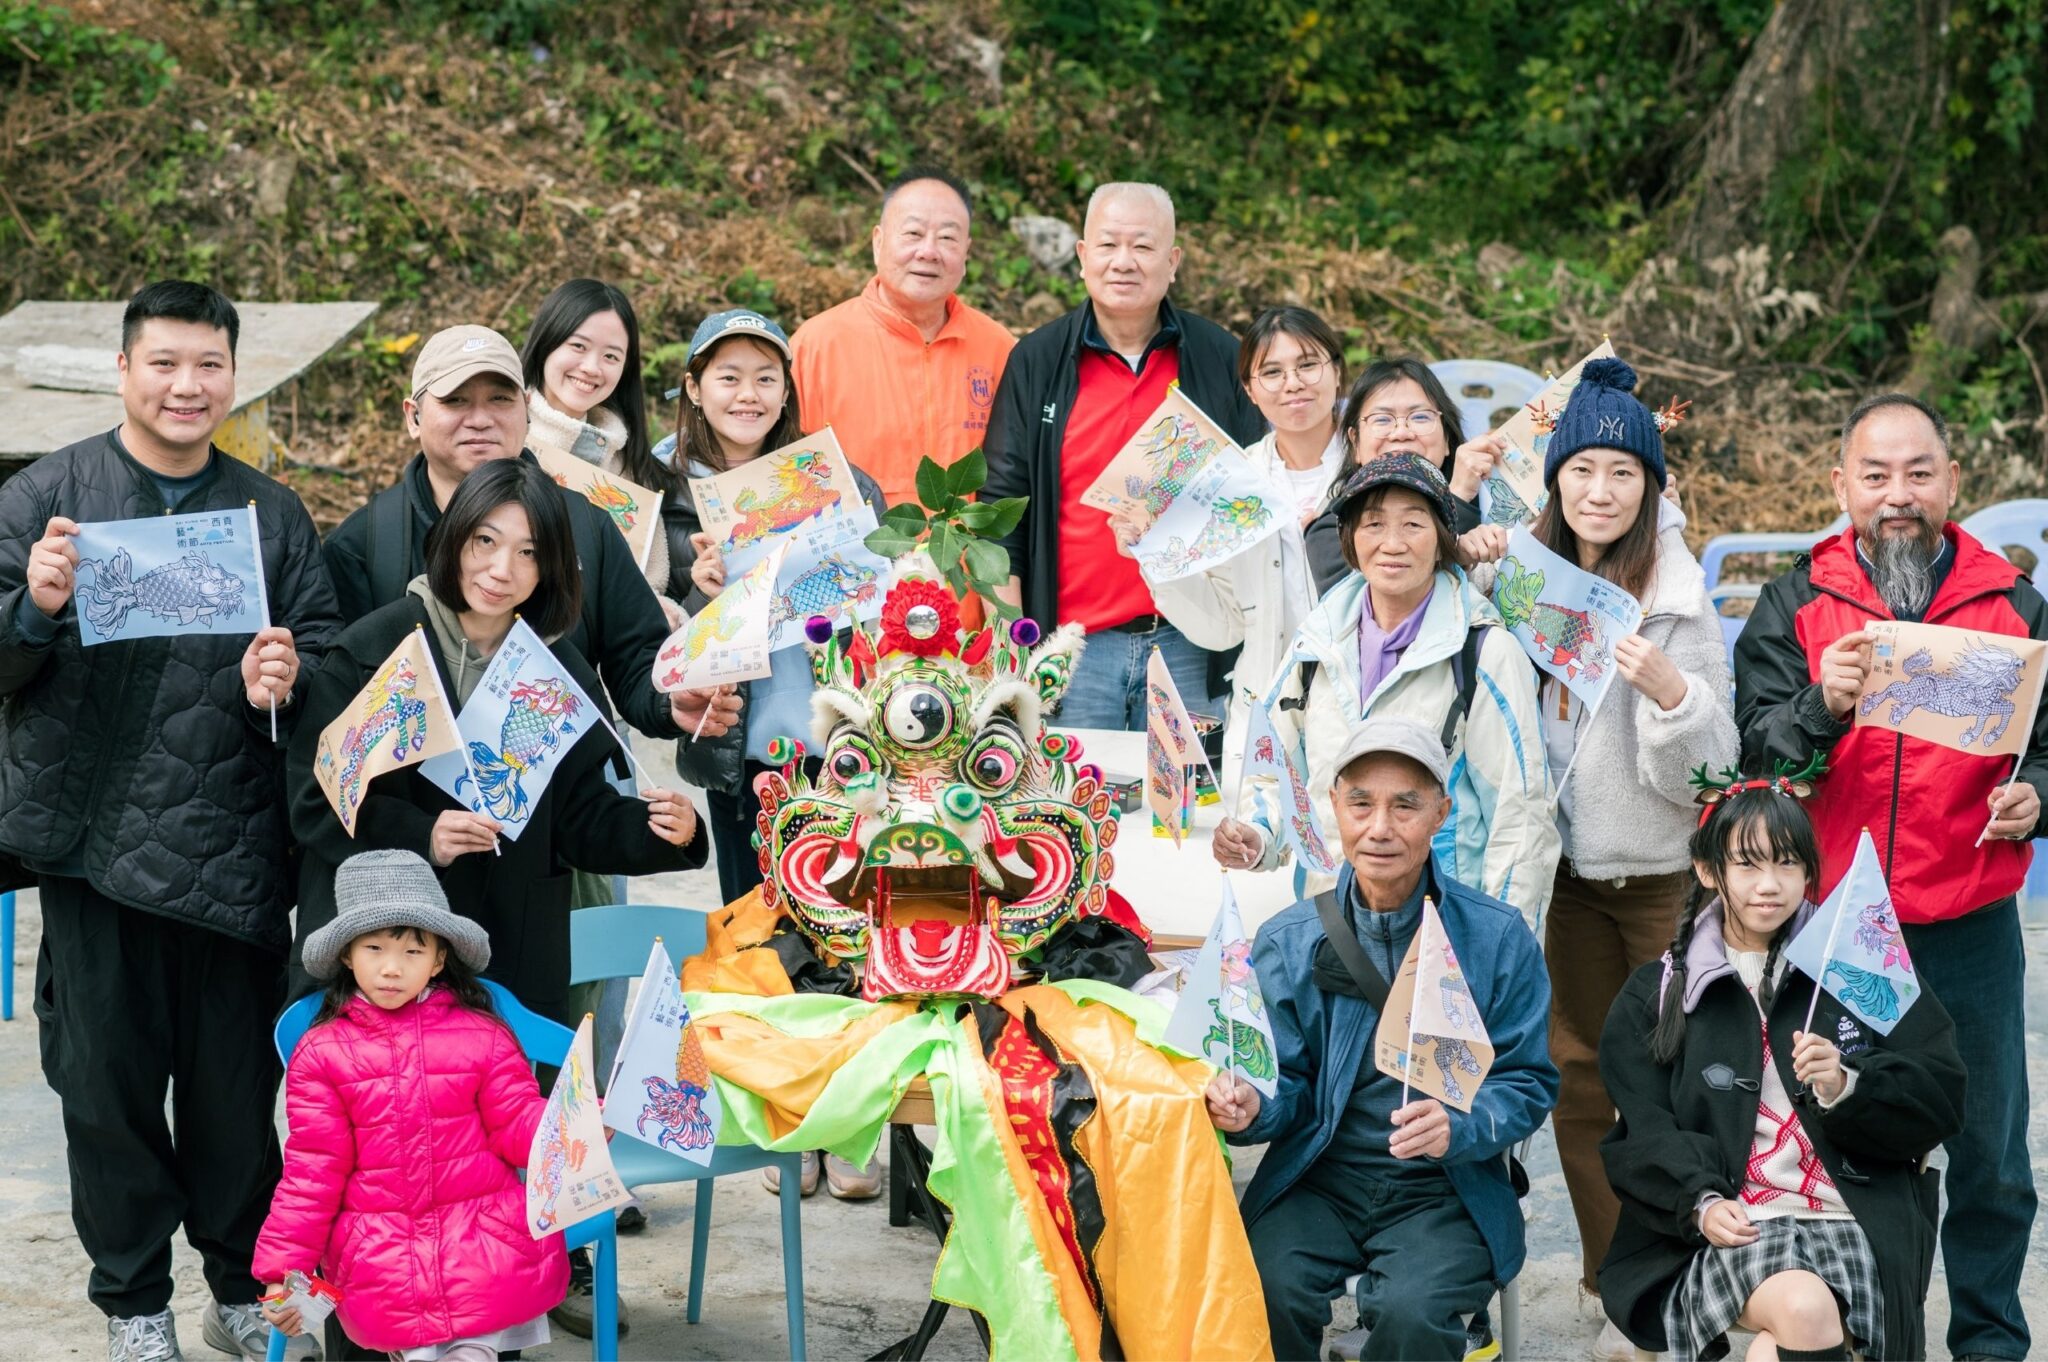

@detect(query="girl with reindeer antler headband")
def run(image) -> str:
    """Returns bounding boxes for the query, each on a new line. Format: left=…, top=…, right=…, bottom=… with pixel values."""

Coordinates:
left=1459, top=357, right=1739, bottom=1341
left=1595, top=755, right=1965, bottom=1362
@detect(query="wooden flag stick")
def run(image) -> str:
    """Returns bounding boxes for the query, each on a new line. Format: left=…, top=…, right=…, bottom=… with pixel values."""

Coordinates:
left=1973, top=754, right=2024, bottom=848
left=1801, top=833, right=1861, bottom=1035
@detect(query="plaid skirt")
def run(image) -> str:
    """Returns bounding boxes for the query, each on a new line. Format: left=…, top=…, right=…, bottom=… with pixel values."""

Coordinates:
left=1662, top=1215, right=1884, bottom=1362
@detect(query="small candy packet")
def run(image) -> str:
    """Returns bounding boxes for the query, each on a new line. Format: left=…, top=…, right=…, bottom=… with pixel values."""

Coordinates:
left=262, top=1270, right=343, bottom=1331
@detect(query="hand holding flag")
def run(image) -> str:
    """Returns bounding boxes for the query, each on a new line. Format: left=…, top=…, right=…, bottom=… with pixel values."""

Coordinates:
left=1164, top=884, right=1278, bottom=1098
left=1785, top=829, right=1920, bottom=1036
left=1374, top=899, right=1495, bottom=1113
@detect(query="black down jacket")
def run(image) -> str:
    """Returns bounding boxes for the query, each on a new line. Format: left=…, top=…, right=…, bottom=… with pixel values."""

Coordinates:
left=0, top=430, right=343, bottom=951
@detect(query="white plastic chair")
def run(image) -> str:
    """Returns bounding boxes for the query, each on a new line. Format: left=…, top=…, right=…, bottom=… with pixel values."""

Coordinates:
left=1428, top=360, right=1546, bottom=440
left=1961, top=498, right=2048, bottom=567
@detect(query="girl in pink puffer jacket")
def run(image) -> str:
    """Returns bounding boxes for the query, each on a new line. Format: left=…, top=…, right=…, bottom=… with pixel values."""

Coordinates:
left=255, top=850, right=569, bottom=1359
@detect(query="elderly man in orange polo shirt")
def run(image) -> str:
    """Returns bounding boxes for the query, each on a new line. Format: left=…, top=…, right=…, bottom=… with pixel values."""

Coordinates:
left=790, top=165, right=1016, bottom=511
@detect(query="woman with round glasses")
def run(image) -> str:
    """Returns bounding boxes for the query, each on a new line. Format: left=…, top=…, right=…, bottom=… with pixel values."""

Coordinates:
left=1304, top=359, right=1505, bottom=596
left=1113, top=306, right=1349, bottom=800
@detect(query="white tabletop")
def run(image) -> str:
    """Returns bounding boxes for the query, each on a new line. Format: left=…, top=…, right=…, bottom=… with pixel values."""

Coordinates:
left=1052, top=727, right=1301, bottom=941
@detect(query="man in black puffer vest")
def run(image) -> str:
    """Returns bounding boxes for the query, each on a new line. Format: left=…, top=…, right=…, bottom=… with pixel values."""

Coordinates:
left=0, top=282, right=341, bottom=1362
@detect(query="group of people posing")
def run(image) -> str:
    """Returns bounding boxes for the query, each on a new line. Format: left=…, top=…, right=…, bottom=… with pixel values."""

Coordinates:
left=0, top=167, right=2037, bottom=1362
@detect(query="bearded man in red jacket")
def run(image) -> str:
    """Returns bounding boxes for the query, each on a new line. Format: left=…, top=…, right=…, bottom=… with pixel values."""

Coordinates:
left=1734, top=391, right=2041, bottom=1362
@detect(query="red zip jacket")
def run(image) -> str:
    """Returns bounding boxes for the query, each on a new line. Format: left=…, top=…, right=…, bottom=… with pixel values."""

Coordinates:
left=1734, top=523, right=2048, bottom=923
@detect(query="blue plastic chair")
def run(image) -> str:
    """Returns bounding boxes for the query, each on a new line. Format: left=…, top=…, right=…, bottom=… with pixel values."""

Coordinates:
left=1427, top=358, right=1546, bottom=438
left=264, top=982, right=621, bottom=1362
left=571, top=904, right=808, bottom=1360
left=1961, top=498, right=2048, bottom=567
left=2, top=890, right=14, bottom=1021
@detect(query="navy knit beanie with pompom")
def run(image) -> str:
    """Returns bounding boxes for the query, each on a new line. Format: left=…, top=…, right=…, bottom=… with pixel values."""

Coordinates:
left=1543, top=357, right=1667, bottom=489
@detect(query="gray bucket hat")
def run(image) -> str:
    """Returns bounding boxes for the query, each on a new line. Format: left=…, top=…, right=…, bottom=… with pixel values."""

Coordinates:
left=302, top=849, right=492, bottom=981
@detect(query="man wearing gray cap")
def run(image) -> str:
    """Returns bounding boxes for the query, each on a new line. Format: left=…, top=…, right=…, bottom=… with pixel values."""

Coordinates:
left=320, top=324, right=740, bottom=744
left=1206, top=715, right=1557, bottom=1361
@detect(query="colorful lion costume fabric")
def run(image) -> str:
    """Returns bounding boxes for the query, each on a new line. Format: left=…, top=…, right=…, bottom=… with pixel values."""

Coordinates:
left=684, top=556, right=1272, bottom=1359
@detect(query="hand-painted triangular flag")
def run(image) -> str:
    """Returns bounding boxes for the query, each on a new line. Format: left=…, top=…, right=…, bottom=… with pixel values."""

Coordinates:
left=1374, top=899, right=1495, bottom=1112
left=1785, top=829, right=1921, bottom=1035
left=530, top=443, right=666, bottom=572
left=1162, top=884, right=1278, bottom=1097
left=1493, top=524, right=1644, bottom=711
left=652, top=538, right=791, bottom=692
left=312, top=628, right=463, bottom=836
left=526, top=1015, right=631, bottom=1238
left=420, top=618, right=598, bottom=841
left=1145, top=648, right=1212, bottom=847
left=603, top=941, right=721, bottom=1164
left=1241, top=697, right=1340, bottom=875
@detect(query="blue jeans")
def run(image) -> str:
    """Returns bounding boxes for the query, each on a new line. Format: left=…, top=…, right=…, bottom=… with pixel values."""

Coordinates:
left=1051, top=618, right=1225, bottom=732
left=1900, top=896, right=2036, bottom=1360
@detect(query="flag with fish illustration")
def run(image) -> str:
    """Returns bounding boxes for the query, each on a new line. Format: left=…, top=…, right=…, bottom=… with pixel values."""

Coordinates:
left=71, top=505, right=269, bottom=646
left=1374, top=898, right=1495, bottom=1112
left=527, top=1015, right=632, bottom=1237
left=1145, top=647, right=1212, bottom=845
left=530, top=443, right=665, bottom=572
left=603, top=941, right=721, bottom=1165
left=1475, top=340, right=1616, bottom=527
left=1492, top=524, right=1644, bottom=711
left=312, top=628, right=464, bottom=836
left=1785, top=829, right=1921, bottom=1035
left=1163, top=884, right=1278, bottom=1098
left=762, top=503, right=891, bottom=653
left=1241, top=696, right=1340, bottom=876
left=1852, top=619, right=2048, bottom=759
left=419, top=618, right=598, bottom=840
left=689, top=428, right=862, bottom=577
left=652, top=539, right=790, bottom=692
left=1080, top=387, right=1285, bottom=582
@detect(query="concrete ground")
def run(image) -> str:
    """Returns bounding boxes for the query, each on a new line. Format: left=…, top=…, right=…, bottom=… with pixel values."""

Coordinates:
left=3, top=734, right=2045, bottom=1359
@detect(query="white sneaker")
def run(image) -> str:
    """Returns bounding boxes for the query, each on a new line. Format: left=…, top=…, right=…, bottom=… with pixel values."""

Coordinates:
left=108, top=1311, right=181, bottom=1362
left=201, top=1300, right=320, bottom=1361
left=1592, top=1318, right=1638, bottom=1362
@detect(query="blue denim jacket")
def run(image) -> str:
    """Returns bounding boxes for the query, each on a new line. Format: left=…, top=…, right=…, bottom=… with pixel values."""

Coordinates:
left=1230, top=862, right=1559, bottom=1285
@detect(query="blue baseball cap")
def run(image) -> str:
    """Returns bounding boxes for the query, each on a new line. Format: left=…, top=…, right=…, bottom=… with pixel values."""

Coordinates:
left=689, top=308, right=791, bottom=363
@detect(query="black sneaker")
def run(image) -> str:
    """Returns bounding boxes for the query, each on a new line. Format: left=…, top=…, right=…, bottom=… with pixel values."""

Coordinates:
left=548, top=1246, right=630, bottom=1339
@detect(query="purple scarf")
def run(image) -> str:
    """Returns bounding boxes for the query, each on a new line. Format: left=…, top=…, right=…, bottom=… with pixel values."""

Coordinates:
left=1357, top=584, right=1432, bottom=705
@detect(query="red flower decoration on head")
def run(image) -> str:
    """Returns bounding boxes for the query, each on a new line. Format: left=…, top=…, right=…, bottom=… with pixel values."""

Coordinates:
left=877, top=578, right=961, bottom=658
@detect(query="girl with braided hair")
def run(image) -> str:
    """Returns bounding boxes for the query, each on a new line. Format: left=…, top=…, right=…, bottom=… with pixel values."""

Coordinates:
left=1595, top=770, right=1965, bottom=1362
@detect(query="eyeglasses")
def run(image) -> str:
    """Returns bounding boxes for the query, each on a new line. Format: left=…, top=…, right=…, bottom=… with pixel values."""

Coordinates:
left=1252, top=357, right=1330, bottom=393
left=1362, top=408, right=1441, bottom=433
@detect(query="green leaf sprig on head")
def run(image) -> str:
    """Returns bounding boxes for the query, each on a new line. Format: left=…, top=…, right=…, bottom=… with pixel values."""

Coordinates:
left=862, top=450, right=1027, bottom=620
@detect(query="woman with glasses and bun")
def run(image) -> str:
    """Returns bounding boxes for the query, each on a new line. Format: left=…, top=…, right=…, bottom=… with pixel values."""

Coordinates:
left=1112, top=306, right=1349, bottom=800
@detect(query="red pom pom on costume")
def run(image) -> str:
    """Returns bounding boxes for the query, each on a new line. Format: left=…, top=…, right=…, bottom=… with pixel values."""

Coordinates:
left=878, top=578, right=961, bottom=658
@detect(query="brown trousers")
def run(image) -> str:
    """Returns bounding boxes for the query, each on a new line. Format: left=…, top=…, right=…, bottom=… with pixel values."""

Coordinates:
left=1544, top=861, right=1690, bottom=1294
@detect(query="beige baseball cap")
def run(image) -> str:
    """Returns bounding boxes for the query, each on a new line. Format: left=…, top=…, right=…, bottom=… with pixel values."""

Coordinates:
left=1330, top=715, right=1451, bottom=789
left=410, top=324, right=524, bottom=401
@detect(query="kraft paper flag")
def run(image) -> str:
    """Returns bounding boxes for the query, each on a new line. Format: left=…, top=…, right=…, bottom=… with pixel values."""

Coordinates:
left=420, top=618, right=598, bottom=841
left=1242, top=697, right=1340, bottom=876
left=652, top=538, right=791, bottom=692
left=1853, top=619, right=2048, bottom=757
left=312, top=628, right=463, bottom=835
left=1374, top=898, right=1495, bottom=1112
left=72, top=504, right=269, bottom=646
left=1786, top=829, right=1922, bottom=1035
left=531, top=443, right=665, bottom=572
left=1163, top=884, right=1279, bottom=1097
left=1493, top=524, right=1645, bottom=710
left=1476, top=339, right=1617, bottom=527
left=761, top=503, right=891, bottom=654
left=689, top=427, right=862, bottom=577
left=526, top=1015, right=632, bottom=1237
left=603, top=941, right=721, bottom=1164
left=1081, top=386, right=1284, bottom=582
left=1145, top=647, right=1212, bottom=846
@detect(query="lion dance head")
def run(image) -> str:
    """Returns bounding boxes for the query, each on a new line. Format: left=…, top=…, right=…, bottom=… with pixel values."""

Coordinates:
left=753, top=555, right=1119, bottom=1002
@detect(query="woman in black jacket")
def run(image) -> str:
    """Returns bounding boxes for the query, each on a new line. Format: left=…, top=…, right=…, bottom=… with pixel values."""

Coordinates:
left=1597, top=774, right=1965, bottom=1362
left=288, top=459, right=708, bottom=1012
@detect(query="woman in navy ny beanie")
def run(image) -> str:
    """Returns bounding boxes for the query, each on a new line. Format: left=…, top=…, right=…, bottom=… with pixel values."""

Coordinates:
left=1471, top=354, right=1738, bottom=1342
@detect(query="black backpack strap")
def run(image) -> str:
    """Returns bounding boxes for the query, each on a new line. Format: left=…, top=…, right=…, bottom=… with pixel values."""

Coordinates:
left=1279, top=658, right=1319, bottom=714
left=1440, top=623, right=1491, bottom=753
left=366, top=486, right=413, bottom=609
left=1313, top=889, right=1391, bottom=1012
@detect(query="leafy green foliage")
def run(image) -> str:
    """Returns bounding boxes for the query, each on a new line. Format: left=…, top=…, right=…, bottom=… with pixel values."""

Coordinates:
left=864, top=452, right=1027, bottom=618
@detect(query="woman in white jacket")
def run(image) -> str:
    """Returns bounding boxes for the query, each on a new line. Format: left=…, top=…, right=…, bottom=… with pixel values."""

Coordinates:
left=1131, top=307, right=1349, bottom=802
left=1211, top=452, right=1561, bottom=927
left=1465, top=358, right=1736, bottom=1362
